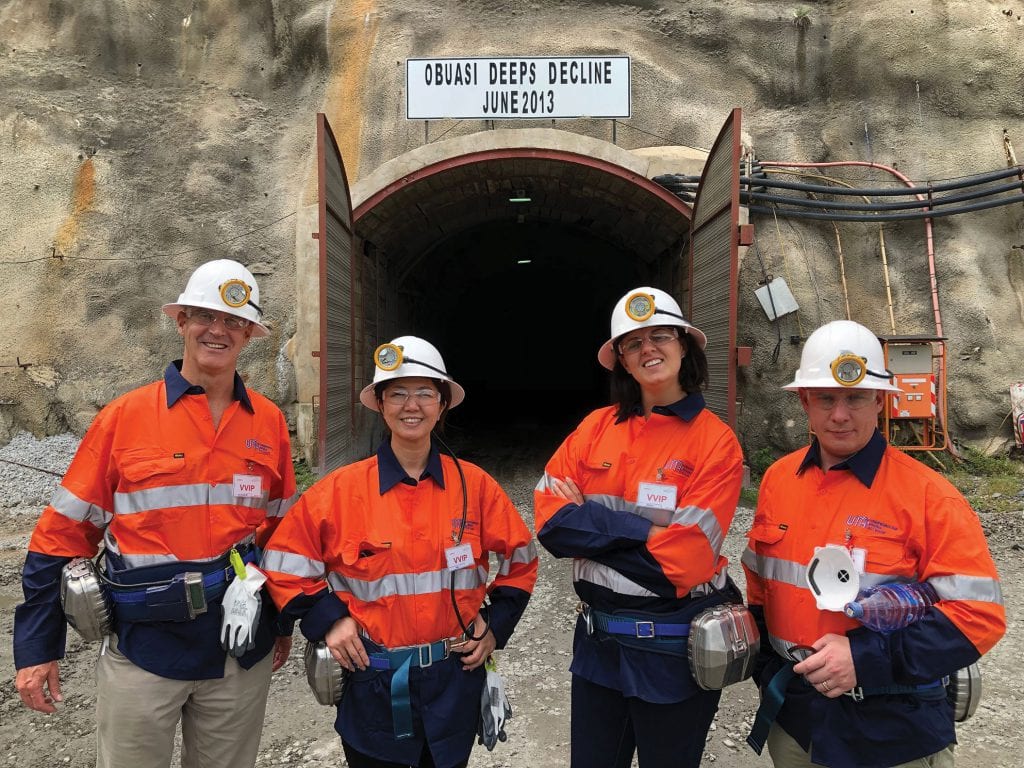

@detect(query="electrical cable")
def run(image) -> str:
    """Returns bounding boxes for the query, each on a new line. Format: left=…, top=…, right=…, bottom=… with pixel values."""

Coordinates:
left=432, top=431, right=489, bottom=642
left=741, top=179, right=1024, bottom=211
left=746, top=194, right=1024, bottom=222
left=741, top=164, right=1024, bottom=196
left=0, top=456, right=64, bottom=477
left=752, top=241, right=783, bottom=364
left=0, top=210, right=298, bottom=267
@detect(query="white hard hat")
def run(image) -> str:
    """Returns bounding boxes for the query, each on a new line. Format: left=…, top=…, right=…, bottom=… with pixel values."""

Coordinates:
left=783, top=320, right=900, bottom=392
left=597, top=287, right=707, bottom=370
left=358, top=335, right=466, bottom=411
left=162, top=259, right=269, bottom=337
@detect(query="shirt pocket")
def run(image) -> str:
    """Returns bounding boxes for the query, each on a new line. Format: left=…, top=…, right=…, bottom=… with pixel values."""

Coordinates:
left=858, top=534, right=909, bottom=575
left=340, top=539, right=394, bottom=581
left=576, top=455, right=617, bottom=494
left=117, top=448, right=186, bottom=485
left=747, top=521, right=789, bottom=551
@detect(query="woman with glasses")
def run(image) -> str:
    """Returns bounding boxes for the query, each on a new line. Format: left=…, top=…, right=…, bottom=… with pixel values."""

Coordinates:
left=534, top=287, right=744, bottom=768
left=261, top=336, right=538, bottom=768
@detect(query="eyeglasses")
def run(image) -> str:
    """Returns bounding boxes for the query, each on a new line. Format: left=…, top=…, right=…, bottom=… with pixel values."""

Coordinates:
left=807, top=391, right=877, bottom=411
left=187, top=309, right=251, bottom=331
left=617, top=328, right=679, bottom=356
left=383, top=388, right=442, bottom=406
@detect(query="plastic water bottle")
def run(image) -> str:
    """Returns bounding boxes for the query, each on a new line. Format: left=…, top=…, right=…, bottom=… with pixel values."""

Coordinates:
left=843, top=581, right=939, bottom=631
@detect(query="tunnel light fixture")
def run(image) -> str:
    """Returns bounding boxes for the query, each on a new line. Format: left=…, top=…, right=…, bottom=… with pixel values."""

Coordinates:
left=509, top=189, right=531, bottom=203
left=517, top=259, right=532, bottom=265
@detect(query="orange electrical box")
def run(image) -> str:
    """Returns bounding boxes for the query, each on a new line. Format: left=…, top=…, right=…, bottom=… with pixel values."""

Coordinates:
left=878, top=335, right=950, bottom=454
left=890, top=373, right=936, bottom=419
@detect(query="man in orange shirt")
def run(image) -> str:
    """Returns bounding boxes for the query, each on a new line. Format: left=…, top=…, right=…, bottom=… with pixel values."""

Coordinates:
left=743, top=320, right=1005, bottom=768
left=13, top=259, right=296, bottom=768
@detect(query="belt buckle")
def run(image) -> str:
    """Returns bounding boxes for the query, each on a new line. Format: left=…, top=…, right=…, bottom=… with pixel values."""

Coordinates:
left=443, top=635, right=468, bottom=658
left=577, top=602, right=594, bottom=635
left=846, top=687, right=865, bottom=702
left=418, top=644, right=434, bottom=668
left=635, top=621, right=655, bottom=639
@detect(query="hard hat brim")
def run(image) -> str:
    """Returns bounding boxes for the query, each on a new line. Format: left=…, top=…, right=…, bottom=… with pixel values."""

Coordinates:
left=782, top=377, right=902, bottom=393
left=597, top=323, right=708, bottom=370
left=162, top=303, right=270, bottom=338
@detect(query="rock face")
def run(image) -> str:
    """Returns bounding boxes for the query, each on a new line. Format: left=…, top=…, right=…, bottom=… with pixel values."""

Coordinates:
left=1, top=1, right=1022, bottom=458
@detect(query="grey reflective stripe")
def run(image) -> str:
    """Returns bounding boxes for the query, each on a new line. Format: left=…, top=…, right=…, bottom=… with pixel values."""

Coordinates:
left=495, top=541, right=538, bottom=576
left=327, top=566, right=484, bottom=602
left=572, top=558, right=658, bottom=597
left=768, top=631, right=801, bottom=658
left=743, top=549, right=912, bottom=592
left=266, top=492, right=297, bottom=519
left=745, top=551, right=805, bottom=588
left=587, top=494, right=724, bottom=557
left=51, top=485, right=112, bottom=529
left=929, top=574, right=1004, bottom=604
left=741, top=546, right=758, bottom=574
left=113, top=534, right=258, bottom=570
left=261, top=549, right=325, bottom=580
left=118, top=552, right=183, bottom=568
left=114, top=483, right=268, bottom=515
left=669, top=503, right=725, bottom=555
left=586, top=493, right=632, bottom=512
left=536, top=473, right=556, bottom=493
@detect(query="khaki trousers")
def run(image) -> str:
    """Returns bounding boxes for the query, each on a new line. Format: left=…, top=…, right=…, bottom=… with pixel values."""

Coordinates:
left=767, top=723, right=956, bottom=768
left=95, top=634, right=274, bottom=768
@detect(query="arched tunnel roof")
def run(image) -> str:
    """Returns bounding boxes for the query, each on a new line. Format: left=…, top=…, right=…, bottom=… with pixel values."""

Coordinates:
left=352, top=129, right=694, bottom=279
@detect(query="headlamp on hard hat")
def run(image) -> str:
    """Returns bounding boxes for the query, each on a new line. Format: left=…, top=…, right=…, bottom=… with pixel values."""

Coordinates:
left=373, top=343, right=448, bottom=377
left=830, top=351, right=892, bottom=387
left=830, top=353, right=867, bottom=386
left=219, top=279, right=263, bottom=315
left=624, top=291, right=686, bottom=325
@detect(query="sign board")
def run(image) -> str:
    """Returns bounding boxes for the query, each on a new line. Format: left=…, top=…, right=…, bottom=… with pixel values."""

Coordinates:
left=406, top=56, right=630, bottom=120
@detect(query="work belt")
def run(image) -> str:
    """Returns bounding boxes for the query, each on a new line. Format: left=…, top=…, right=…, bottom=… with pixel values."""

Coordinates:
left=581, top=603, right=691, bottom=640
left=106, top=545, right=259, bottom=624
left=746, top=660, right=945, bottom=754
left=361, top=633, right=469, bottom=740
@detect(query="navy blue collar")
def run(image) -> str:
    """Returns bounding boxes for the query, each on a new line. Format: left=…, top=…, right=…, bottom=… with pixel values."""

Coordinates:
left=164, top=360, right=253, bottom=413
left=797, top=429, right=887, bottom=487
left=376, top=439, right=446, bottom=494
left=615, top=391, right=706, bottom=424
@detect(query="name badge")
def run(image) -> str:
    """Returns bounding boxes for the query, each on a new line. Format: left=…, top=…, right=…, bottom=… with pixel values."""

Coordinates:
left=233, top=473, right=263, bottom=499
left=850, top=547, right=867, bottom=574
left=637, top=482, right=677, bottom=511
left=445, top=543, right=474, bottom=571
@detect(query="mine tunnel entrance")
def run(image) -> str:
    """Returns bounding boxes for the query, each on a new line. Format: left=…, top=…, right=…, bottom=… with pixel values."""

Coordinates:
left=344, top=145, right=696, bottom=468
left=313, top=116, right=732, bottom=472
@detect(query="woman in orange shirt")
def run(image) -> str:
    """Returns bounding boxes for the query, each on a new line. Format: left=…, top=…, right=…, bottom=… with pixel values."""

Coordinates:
left=534, top=287, right=744, bottom=768
left=263, top=336, right=537, bottom=768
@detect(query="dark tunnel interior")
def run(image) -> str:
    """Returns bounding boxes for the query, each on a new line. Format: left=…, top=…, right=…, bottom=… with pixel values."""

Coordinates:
left=350, top=153, right=693, bottom=464
left=401, top=220, right=667, bottom=458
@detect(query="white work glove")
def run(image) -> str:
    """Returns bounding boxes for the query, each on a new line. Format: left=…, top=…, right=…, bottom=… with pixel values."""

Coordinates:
left=220, top=563, right=266, bottom=658
left=477, top=665, right=512, bottom=751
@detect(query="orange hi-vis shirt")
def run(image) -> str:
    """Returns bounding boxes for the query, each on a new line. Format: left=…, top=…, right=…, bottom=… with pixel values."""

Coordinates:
left=742, top=432, right=1005, bottom=767
left=15, top=365, right=296, bottom=680
left=743, top=440, right=1004, bottom=660
left=262, top=449, right=538, bottom=649
left=28, top=380, right=296, bottom=565
left=534, top=399, right=743, bottom=603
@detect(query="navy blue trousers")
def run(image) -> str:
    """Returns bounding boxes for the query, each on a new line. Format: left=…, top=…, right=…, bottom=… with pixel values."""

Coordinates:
left=570, top=674, right=721, bottom=768
left=342, top=740, right=468, bottom=768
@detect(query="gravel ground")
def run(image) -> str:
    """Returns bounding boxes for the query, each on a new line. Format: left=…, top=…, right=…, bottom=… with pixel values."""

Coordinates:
left=1, top=432, right=1021, bottom=767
